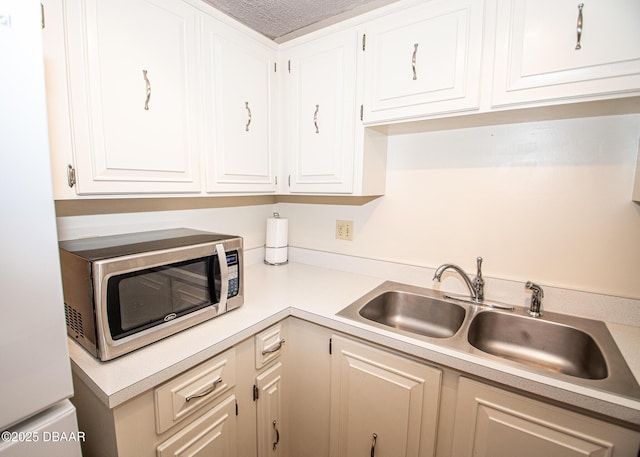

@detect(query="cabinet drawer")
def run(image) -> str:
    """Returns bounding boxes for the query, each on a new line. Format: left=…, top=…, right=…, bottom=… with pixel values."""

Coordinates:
left=156, top=394, right=237, bottom=457
left=155, top=348, right=236, bottom=434
left=255, top=323, right=286, bottom=369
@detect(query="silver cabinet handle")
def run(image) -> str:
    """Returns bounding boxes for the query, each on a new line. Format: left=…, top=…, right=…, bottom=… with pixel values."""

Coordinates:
left=313, top=104, right=319, bottom=134
left=245, top=101, right=252, bottom=132
left=272, top=420, right=280, bottom=450
left=370, top=433, right=377, bottom=457
left=575, top=3, right=584, bottom=50
left=412, top=43, right=418, bottom=80
left=262, top=338, right=286, bottom=355
left=185, top=377, right=223, bottom=402
left=143, top=70, right=151, bottom=110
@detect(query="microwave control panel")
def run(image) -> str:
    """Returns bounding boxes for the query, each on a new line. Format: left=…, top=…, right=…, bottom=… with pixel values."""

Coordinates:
left=226, top=251, right=240, bottom=298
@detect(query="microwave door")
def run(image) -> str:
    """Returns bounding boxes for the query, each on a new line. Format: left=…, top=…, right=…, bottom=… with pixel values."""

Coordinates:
left=215, top=244, right=229, bottom=313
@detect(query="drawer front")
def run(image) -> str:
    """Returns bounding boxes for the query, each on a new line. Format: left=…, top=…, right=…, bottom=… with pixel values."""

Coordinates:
left=255, top=323, right=286, bottom=369
left=155, top=348, right=236, bottom=433
left=156, top=394, right=237, bottom=457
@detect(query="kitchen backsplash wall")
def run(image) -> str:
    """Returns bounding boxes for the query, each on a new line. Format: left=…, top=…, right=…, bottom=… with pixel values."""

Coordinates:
left=279, top=113, right=640, bottom=299
left=56, top=204, right=275, bottom=251
left=56, top=113, right=640, bottom=299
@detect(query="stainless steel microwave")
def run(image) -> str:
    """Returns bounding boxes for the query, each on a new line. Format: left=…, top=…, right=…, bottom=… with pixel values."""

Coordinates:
left=59, top=228, right=243, bottom=361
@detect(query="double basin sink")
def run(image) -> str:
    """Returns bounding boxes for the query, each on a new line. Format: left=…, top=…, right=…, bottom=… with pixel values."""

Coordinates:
left=337, top=281, right=640, bottom=399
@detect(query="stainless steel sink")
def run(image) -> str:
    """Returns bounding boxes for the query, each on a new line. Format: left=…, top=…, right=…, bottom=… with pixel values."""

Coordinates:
left=358, top=291, right=466, bottom=338
left=467, top=311, right=607, bottom=380
left=337, top=282, right=466, bottom=340
left=337, top=281, right=640, bottom=399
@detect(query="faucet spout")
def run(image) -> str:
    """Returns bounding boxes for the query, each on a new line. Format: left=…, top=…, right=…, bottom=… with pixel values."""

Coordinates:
left=433, top=257, right=485, bottom=304
left=433, top=263, right=479, bottom=302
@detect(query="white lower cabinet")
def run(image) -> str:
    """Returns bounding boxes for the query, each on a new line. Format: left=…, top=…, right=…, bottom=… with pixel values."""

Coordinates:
left=329, top=335, right=442, bottom=457
left=253, top=323, right=288, bottom=457
left=452, top=377, right=640, bottom=457
left=256, top=362, right=284, bottom=457
left=69, top=318, right=640, bottom=457
left=156, top=394, right=237, bottom=457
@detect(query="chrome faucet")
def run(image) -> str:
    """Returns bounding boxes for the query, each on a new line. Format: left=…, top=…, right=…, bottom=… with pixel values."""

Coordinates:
left=433, top=257, right=485, bottom=304
left=525, top=281, right=544, bottom=317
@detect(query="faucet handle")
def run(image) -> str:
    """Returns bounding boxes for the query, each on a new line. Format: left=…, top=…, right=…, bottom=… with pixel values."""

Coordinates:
left=473, top=257, right=484, bottom=301
left=525, top=281, right=544, bottom=317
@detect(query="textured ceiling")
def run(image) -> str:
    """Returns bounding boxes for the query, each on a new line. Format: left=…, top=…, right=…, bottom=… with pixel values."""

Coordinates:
left=202, top=0, right=387, bottom=40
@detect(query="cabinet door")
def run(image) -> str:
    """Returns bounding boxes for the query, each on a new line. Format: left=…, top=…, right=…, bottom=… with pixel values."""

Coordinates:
left=330, top=335, right=441, bottom=457
left=363, top=0, right=483, bottom=124
left=202, top=18, right=277, bottom=193
left=285, top=31, right=358, bottom=193
left=62, top=0, right=201, bottom=194
left=256, top=362, right=284, bottom=457
left=491, top=0, right=640, bottom=107
left=156, top=394, right=237, bottom=457
left=452, top=377, right=640, bottom=457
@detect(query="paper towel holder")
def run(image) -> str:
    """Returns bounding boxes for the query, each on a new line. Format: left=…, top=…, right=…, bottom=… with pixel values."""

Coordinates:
left=264, top=212, right=289, bottom=266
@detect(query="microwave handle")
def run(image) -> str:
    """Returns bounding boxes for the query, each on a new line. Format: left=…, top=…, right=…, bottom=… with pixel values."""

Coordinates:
left=215, top=244, right=229, bottom=313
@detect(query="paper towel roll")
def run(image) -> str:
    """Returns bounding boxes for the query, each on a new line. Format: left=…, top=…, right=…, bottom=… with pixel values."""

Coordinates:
left=265, top=247, right=288, bottom=265
left=266, top=213, right=288, bottom=248
left=265, top=213, right=288, bottom=265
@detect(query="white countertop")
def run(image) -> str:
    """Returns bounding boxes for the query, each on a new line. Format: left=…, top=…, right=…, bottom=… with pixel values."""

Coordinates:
left=68, top=260, right=640, bottom=426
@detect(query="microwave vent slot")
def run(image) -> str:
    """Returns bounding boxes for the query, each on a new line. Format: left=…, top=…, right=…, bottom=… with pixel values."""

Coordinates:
left=64, top=303, right=85, bottom=339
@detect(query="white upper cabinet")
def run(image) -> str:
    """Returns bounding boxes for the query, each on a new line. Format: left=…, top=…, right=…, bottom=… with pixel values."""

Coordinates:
left=202, top=17, right=277, bottom=193
left=282, top=30, right=387, bottom=195
left=43, top=0, right=640, bottom=199
left=60, top=0, right=202, bottom=194
left=490, top=0, right=640, bottom=107
left=362, top=0, right=484, bottom=124
left=283, top=30, right=358, bottom=193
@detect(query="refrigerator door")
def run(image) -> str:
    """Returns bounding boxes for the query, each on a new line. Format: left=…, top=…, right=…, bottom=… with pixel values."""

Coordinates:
left=0, top=401, right=81, bottom=457
left=0, top=0, right=75, bottom=432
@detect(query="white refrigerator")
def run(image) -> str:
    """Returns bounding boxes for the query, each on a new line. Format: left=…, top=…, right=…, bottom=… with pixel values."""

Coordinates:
left=0, top=1, right=81, bottom=456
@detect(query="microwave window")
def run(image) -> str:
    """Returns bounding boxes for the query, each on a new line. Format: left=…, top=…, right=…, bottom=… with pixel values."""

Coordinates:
left=107, top=257, right=217, bottom=339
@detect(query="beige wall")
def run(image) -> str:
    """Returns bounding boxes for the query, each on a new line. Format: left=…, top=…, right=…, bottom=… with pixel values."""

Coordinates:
left=279, top=114, right=640, bottom=299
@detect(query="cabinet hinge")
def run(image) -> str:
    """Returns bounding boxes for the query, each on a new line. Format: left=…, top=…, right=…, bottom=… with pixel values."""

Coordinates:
left=360, top=104, right=364, bottom=121
left=362, top=33, right=366, bottom=51
left=288, top=60, right=291, bottom=74
left=40, top=3, right=45, bottom=29
left=287, top=174, right=291, bottom=188
left=329, top=337, right=332, bottom=355
left=235, top=399, right=239, bottom=416
left=275, top=176, right=278, bottom=186
left=252, top=384, right=259, bottom=401
left=66, top=164, right=76, bottom=188
left=274, top=62, right=277, bottom=73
